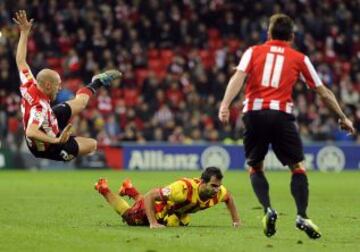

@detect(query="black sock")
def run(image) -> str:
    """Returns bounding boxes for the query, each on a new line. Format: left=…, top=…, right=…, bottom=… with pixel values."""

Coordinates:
left=250, top=171, right=271, bottom=213
left=86, top=79, right=103, bottom=93
left=291, top=173, right=309, bottom=218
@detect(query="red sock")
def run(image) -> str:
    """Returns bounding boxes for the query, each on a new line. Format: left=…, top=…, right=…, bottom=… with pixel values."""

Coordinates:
left=125, top=187, right=140, bottom=199
left=76, top=87, right=94, bottom=97
left=292, top=167, right=306, bottom=175
left=249, top=167, right=263, bottom=175
left=99, top=187, right=110, bottom=196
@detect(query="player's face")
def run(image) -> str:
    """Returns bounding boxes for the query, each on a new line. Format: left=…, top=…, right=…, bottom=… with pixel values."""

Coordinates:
left=200, top=176, right=222, bottom=199
left=50, top=75, right=62, bottom=101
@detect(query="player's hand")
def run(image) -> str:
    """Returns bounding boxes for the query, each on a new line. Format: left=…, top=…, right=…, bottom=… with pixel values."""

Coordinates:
left=218, top=103, right=230, bottom=124
left=13, top=10, right=34, bottom=33
left=150, top=222, right=165, bottom=229
left=338, top=117, right=356, bottom=135
left=55, top=124, right=72, bottom=144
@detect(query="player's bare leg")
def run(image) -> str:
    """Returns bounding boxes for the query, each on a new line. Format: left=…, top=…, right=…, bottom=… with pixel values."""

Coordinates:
left=65, top=93, right=91, bottom=117
left=95, top=178, right=130, bottom=216
left=66, top=70, right=122, bottom=117
left=249, top=161, right=277, bottom=237
left=118, top=179, right=144, bottom=201
left=74, top=137, right=97, bottom=155
left=289, top=162, right=321, bottom=239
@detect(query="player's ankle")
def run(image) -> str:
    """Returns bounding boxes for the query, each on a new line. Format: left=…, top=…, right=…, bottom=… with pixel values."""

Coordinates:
left=99, top=187, right=110, bottom=196
left=297, top=213, right=308, bottom=219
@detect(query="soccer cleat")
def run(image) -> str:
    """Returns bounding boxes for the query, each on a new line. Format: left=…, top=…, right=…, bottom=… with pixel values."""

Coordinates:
left=94, top=178, right=109, bottom=194
left=262, top=207, right=278, bottom=237
left=296, top=216, right=321, bottom=239
left=92, top=69, right=122, bottom=87
left=118, top=178, right=134, bottom=197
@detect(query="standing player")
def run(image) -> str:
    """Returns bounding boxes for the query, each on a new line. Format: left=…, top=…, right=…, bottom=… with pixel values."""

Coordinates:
left=218, top=14, right=355, bottom=239
left=13, top=10, right=122, bottom=162
left=95, top=167, right=241, bottom=228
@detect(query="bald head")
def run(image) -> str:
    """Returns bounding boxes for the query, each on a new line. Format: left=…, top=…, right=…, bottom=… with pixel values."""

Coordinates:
left=36, top=68, right=61, bottom=100
left=36, top=68, right=61, bottom=87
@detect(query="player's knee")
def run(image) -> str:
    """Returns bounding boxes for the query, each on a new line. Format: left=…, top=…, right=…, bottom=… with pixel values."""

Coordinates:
left=78, top=138, right=97, bottom=155
left=252, top=161, right=264, bottom=171
left=90, top=139, right=97, bottom=153
left=76, top=96, right=88, bottom=111
left=289, top=162, right=305, bottom=172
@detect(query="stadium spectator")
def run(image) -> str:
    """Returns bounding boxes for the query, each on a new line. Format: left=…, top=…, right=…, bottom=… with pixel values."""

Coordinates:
left=0, top=1, right=359, bottom=146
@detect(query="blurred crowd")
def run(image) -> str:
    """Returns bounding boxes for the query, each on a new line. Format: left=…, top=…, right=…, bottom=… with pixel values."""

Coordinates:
left=0, top=0, right=360, bottom=149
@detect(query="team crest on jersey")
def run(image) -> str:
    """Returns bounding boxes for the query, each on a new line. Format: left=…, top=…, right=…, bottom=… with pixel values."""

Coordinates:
left=33, top=110, right=43, bottom=121
left=161, top=187, right=171, bottom=196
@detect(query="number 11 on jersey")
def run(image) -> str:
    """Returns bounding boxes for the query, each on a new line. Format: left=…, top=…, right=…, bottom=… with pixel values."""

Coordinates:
left=261, top=53, right=284, bottom=88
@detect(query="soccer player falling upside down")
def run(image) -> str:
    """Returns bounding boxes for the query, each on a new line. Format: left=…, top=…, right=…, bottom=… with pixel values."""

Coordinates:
left=13, top=10, right=122, bottom=162
left=95, top=167, right=241, bottom=228
left=219, top=14, right=356, bottom=239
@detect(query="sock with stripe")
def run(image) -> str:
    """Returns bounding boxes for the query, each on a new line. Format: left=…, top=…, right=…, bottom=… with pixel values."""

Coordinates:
left=290, top=170, right=309, bottom=218
left=250, top=169, right=271, bottom=213
left=101, top=190, right=131, bottom=216
left=124, top=187, right=140, bottom=200
left=86, top=79, right=103, bottom=94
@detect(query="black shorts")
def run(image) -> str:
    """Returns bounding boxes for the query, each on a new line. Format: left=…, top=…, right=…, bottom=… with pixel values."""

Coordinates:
left=52, top=102, right=72, bottom=131
left=243, top=110, right=304, bottom=167
left=28, top=102, right=79, bottom=162
left=29, top=136, right=79, bottom=162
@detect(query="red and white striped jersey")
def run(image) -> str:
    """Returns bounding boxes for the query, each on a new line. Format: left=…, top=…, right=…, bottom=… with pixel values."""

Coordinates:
left=237, top=40, right=323, bottom=114
left=19, top=67, right=60, bottom=151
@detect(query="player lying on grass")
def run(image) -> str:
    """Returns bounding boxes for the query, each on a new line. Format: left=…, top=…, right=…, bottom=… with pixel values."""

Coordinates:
left=14, top=10, right=121, bottom=161
left=95, top=167, right=241, bottom=228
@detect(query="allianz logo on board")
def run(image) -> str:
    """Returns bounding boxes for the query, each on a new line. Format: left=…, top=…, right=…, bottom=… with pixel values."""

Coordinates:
left=129, top=150, right=199, bottom=170
left=128, top=146, right=231, bottom=170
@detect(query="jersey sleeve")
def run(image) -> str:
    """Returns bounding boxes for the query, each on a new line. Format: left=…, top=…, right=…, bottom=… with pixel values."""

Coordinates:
left=28, top=104, right=46, bottom=127
left=236, top=47, right=253, bottom=73
left=299, top=56, right=323, bottom=89
left=218, top=185, right=230, bottom=202
left=19, top=66, right=36, bottom=91
left=160, top=180, right=188, bottom=203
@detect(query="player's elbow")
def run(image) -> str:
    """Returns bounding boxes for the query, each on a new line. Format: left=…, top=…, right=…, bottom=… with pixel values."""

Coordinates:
left=25, top=126, right=36, bottom=139
left=16, top=61, right=28, bottom=72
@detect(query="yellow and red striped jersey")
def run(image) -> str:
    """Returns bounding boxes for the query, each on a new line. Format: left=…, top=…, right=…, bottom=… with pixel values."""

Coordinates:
left=154, top=178, right=229, bottom=221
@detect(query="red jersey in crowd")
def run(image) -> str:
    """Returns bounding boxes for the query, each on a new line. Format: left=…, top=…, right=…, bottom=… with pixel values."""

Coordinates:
left=237, top=40, right=323, bottom=114
left=19, top=67, right=60, bottom=151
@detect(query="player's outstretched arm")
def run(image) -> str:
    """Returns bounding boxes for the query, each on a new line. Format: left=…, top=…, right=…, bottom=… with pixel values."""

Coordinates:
left=315, top=85, right=356, bottom=135
left=144, top=189, right=165, bottom=229
left=26, top=123, right=72, bottom=144
left=219, top=70, right=247, bottom=124
left=224, top=192, right=241, bottom=228
left=13, top=10, right=33, bottom=71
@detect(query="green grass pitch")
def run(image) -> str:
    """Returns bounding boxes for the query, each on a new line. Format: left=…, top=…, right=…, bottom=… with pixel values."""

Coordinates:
left=0, top=170, right=359, bottom=252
